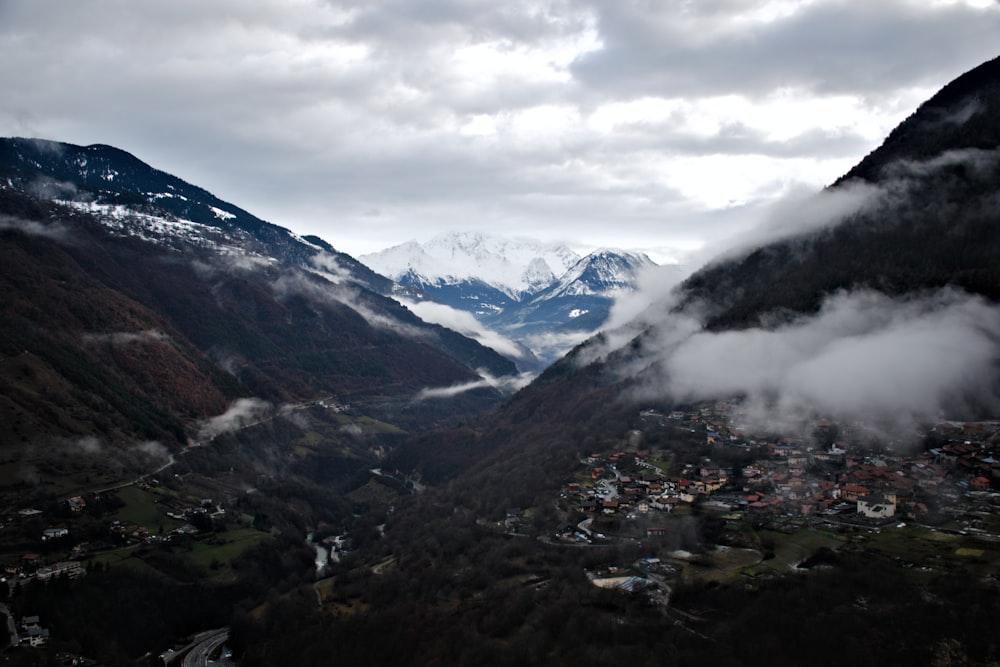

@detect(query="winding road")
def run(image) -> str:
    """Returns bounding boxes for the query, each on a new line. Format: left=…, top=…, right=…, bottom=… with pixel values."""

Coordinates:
left=180, top=628, right=230, bottom=667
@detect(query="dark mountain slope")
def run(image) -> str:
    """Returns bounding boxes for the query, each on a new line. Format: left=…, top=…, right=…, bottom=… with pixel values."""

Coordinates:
left=0, top=152, right=517, bottom=459
left=838, top=54, right=1000, bottom=184
left=0, top=137, right=399, bottom=295
left=392, top=55, right=1000, bottom=502
left=234, top=57, right=1000, bottom=665
left=680, top=56, right=1000, bottom=330
left=0, top=192, right=229, bottom=447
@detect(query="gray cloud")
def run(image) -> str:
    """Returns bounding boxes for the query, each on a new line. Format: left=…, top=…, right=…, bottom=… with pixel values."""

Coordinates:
left=68, top=435, right=104, bottom=456
left=308, top=252, right=356, bottom=284
left=0, top=214, right=74, bottom=243
left=700, top=180, right=880, bottom=268
left=626, top=288, right=1000, bottom=440
left=198, top=398, right=273, bottom=440
left=271, top=269, right=427, bottom=338
left=82, top=329, right=170, bottom=346
left=590, top=143, right=1000, bottom=442
left=604, top=262, right=691, bottom=332
left=0, top=1, right=997, bottom=260
left=571, top=1, right=1000, bottom=99
left=398, top=298, right=527, bottom=360
left=134, top=440, right=171, bottom=461
left=520, top=329, right=595, bottom=362
left=413, top=369, right=534, bottom=401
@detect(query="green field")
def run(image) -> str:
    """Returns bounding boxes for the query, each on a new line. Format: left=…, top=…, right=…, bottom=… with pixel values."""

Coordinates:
left=183, top=528, right=269, bottom=570
left=717, top=525, right=845, bottom=580
left=91, top=547, right=172, bottom=579
left=113, top=485, right=183, bottom=532
left=862, top=525, right=998, bottom=577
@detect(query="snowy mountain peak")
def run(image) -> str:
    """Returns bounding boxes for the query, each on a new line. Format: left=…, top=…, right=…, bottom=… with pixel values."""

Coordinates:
left=522, top=257, right=556, bottom=293
left=533, top=249, right=656, bottom=301
left=361, top=232, right=663, bottom=367
left=361, top=231, right=580, bottom=298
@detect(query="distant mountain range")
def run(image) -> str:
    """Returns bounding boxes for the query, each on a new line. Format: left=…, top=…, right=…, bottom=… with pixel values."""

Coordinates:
left=362, top=232, right=678, bottom=366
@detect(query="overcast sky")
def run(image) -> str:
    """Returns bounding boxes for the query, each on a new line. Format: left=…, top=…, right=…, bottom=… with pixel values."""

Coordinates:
left=2, top=0, right=998, bottom=263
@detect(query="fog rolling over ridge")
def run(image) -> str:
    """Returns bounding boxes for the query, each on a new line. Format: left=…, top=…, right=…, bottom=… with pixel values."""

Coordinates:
left=613, top=288, right=1000, bottom=439
left=583, top=85, right=1000, bottom=442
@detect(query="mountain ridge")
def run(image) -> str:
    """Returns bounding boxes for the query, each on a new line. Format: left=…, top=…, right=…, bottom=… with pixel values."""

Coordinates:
left=387, top=52, right=1000, bottom=489
left=362, top=231, right=582, bottom=299
left=0, top=139, right=521, bottom=460
left=362, top=232, right=662, bottom=365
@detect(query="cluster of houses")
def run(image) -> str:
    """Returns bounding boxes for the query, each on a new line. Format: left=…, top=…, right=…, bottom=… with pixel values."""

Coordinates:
left=5, top=555, right=86, bottom=590
left=4, top=495, right=230, bottom=588
left=562, top=407, right=999, bottom=528
left=567, top=449, right=728, bottom=520
left=16, top=615, right=50, bottom=648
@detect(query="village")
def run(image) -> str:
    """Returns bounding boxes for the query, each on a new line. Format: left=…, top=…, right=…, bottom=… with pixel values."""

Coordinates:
left=549, top=402, right=1000, bottom=547
left=0, top=487, right=233, bottom=591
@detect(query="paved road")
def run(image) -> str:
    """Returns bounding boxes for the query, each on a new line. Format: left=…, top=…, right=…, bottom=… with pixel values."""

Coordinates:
left=0, top=603, right=18, bottom=647
left=181, top=628, right=230, bottom=667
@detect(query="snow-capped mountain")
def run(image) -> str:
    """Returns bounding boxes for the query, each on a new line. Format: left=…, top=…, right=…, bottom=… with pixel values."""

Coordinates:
left=362, top=233, right=660, bottom=366
left=363, top=232, right=580, bottom=299
left=511, top=250, right=658, bottom=333
left=0, top=138, right=522, bottom=436
left=0, top=138, right=406, bottom=295
left=533, top=249, right=655, bottom=300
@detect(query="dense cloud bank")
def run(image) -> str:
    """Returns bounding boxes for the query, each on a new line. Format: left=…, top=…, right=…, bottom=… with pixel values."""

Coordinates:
left=594, top=146, right=1000, bottom=441
left=629, top=289, right=1000, bottom=436
left=4, top=1, right=998, bottom=255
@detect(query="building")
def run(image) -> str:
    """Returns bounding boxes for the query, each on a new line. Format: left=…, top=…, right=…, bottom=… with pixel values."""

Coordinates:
left=858, top=493, right=896, bottom=519
left=41, top=528, right=68, bottom=541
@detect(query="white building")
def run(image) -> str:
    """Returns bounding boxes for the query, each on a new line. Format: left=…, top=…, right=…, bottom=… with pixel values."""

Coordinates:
left=857, top=493, right=896, bottom=519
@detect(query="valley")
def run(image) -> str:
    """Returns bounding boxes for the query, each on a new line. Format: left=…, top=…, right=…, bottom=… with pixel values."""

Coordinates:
left=2, top=393, right=997, bottom=665
left=2, top=53, right=1000, bottom=667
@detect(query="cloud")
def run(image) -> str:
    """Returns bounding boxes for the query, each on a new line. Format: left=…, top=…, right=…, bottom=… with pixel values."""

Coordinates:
left=134, top=440, right=170, bottom=461
left=340, top=423, right=364, bottom=436
left=272, top=269, right=426, bottom=338
left=207, top=347, right=244, bottom=377
left=69, top=435, right=104, bottom=455
left=880, top=147, right=1000, bottom=182
left=223, top=255, right=276, bottom=273
left=603, top=262, right=691, bottom=332
left=414, top=370, right=535, bottom=401
left=27, top=176, right=78, bottom=201
left=2, top=0, right=996, bottom=260
left=198, top=398, right=272, bottom=440
left=0, top=214, right=74, bottom=243
left=398, top=298, right=526, bottom=359
left=570, top=0, right=1000, bottom=99
left=624, top=288, right=1000, bottom=440
left=82, top=329, right=170, bottom=346
left=519, top=329, right=598, bottom=365
left=278, top=403, right=310, bottom=428
left=670, top=146, right=1000, bottom=282
left=309, top=252, right=355, bottom=284
left=691, top=180, right=880, bottom=270
left=589, top=144, right=1000, bottom=442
